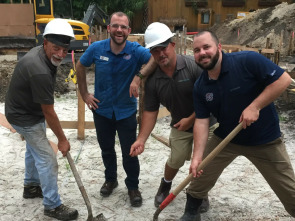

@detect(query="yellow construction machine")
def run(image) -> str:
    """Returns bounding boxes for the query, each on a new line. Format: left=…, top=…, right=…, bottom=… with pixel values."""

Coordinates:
left=32, top=0, right=109, bottom=84
left=34, top=0, right=109, bottom=51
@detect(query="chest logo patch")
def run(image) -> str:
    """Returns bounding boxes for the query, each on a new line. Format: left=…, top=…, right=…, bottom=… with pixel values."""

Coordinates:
left=269, top=70, right=276, bottom=76
left=205, top=93, right=213, bottom=102
left=100, top=56, right=109, bottom=61
left=123, top=54, right=131, bottom=60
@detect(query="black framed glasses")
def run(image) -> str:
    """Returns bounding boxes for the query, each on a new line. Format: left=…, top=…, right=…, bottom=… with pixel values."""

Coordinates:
left=109, top=23, right=130, bottom=30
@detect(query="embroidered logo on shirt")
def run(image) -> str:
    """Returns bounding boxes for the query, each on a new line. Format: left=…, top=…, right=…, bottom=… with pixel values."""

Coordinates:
left=178, top=79, right=190, bottom=82
left=205, top=93, right=213, bottom=102
left=123, top=54, right=131, bottom=60
left=230, top=86, right=241, bottom=92
left=100, top=56, right=109, bottom=61
left=269, top=70, right=276, bottom=76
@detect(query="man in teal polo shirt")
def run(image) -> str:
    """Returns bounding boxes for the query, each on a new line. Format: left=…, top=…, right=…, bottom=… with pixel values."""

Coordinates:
left=76, top=11, right=156, bottom=207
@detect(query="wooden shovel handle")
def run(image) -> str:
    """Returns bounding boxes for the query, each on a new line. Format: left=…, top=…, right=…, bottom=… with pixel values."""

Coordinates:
left=66, top=152, right=94, bottom=218
left=172, top=122, right=243, bottom=196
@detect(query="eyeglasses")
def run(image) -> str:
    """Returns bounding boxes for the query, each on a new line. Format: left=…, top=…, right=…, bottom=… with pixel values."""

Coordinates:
left=109, top=23, right=130, bottom=30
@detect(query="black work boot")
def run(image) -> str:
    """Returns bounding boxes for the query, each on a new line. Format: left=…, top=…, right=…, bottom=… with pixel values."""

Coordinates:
left=154, top=177, right=172, bottom=207
left=23, top=185, right=43, bottom=199
left=200, top=196, right=210, bottom=213
left=128, top=189, right=142, bottom=207
left=178, top=193, right=203, bottom=221
left=44, top=204, right=78, bottom=220
left=100, top=180, right=118, bottom=197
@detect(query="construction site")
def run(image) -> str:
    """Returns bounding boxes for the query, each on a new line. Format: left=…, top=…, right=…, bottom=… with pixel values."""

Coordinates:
left=1, top=0, right=295, bottom=220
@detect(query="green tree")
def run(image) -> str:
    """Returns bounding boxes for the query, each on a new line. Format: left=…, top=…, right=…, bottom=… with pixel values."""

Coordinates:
left=72, top=0, right=147, bottom=22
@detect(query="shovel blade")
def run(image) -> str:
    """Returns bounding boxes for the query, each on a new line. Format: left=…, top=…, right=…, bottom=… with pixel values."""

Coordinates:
left=87, top=213, right=107, bottom=221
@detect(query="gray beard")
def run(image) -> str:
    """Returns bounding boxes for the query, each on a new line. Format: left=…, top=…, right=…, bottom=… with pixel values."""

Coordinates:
left=51, top=57, right=62, bottom=66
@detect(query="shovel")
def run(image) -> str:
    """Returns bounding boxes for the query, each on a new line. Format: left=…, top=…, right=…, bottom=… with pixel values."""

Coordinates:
left=153, top=122, right=243, bottom=221
left=66, top=152, right=107, bottom=221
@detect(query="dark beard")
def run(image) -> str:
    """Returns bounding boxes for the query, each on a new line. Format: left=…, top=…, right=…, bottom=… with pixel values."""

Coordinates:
left=110, top=33, right=128, bottom=46
left=197, top=50, right=220, bottom=70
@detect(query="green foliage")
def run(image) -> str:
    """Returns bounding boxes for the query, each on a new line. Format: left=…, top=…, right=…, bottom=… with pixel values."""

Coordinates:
left=0, top=0, right=31, bottom=2
left=72, top=0, right=147, bottom=21
left=279, top=114, right=287, bottom=122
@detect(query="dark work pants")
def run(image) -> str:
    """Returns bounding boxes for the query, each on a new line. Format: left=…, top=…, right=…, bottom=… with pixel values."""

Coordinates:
left=93, top=111, right=140, bottom=190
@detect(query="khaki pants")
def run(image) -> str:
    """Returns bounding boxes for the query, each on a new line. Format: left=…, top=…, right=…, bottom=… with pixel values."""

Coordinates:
left=167, top=123, right=218, bottom=169
left=187, top=135, right=295, bottom=217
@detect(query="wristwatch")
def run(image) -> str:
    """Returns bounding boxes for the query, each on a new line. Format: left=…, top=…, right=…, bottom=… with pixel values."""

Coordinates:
left=136, top=71, right=144, bottom=80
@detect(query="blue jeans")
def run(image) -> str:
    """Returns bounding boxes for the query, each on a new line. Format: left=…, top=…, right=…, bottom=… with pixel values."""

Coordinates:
left=12, top=122, right=62, bottom=210
left=93, top=111, right=140, bottom=190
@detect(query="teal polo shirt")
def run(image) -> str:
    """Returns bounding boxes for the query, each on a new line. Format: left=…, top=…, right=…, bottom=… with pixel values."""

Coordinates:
left=80, top=38, right=151, bottom=120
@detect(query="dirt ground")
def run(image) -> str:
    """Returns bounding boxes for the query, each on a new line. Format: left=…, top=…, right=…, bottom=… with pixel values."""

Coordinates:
left=0, top=56, right=295, bottom=221
left=0, top=83, right=295, bottom=221
left=211, top=2, right=295, bottom=57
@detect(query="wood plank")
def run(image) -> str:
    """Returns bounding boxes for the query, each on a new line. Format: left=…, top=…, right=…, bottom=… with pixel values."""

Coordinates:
left=261, top=48, right=275, bottom=54
left=77, top=91, right=85, bottom=139
left=51, top=121, right=95, bottom=129
left=242, top=47, right=259, bottom=52
left=222, top=45, right=241, bottom=52
left=151, top=133, right=169, bottom=147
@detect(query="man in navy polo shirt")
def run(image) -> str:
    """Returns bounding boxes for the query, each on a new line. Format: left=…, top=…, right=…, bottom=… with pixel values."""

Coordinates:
left=178, top=30, right=295, bottom=220
left=76, top=12, right=156, bottom=207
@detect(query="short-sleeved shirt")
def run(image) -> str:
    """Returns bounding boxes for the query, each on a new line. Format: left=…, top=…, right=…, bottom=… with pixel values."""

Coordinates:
left=193, top=51, right=285, bottom=145
left=80, top=38, right=151, bottom=120
left=144, top=55, right=203, bottom=131
left=5, top=45, right=57, bottom=126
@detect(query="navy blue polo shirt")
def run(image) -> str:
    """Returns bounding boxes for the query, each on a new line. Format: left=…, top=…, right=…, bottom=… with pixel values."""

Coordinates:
left=193, top=51, right=285, bottom=145
left=80, top=38, right=151, bottom=120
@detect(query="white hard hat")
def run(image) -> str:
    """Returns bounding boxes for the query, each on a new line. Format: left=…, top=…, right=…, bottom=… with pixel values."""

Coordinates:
left=43, top=19, right=75, bottom=48
left=43, top=18, right=75, bottom=39
left=144, top=22, right=175, bottom=49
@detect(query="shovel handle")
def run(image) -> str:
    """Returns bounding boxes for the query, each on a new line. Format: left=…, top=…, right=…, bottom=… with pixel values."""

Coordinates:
left=66, top=152, right=94, bottom=218
left=172, top=122, right=243, bottom=196
left=67, top=152, right=84, bottom=187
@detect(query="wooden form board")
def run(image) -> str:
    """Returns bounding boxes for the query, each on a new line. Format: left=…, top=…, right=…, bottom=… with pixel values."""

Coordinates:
left=55, top=99, right=170, bottom=140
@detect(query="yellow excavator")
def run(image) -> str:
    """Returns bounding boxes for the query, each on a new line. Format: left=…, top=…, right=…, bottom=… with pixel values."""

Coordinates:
left=34, top=0, right=109, bottom=51
left=33, top=0, right=109, bottom=84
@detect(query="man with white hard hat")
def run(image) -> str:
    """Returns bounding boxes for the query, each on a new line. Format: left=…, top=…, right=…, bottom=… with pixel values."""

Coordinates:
left=5, top=18, right=78, bottom=220
left=130, top=22, right=217, bottom=211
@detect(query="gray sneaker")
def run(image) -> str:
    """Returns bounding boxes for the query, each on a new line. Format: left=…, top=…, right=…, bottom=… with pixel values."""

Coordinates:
left=44, top=204, right=78, bottom=220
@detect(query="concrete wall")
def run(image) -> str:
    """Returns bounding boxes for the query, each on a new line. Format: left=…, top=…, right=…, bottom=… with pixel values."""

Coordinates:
left=0, top=4, right=35, bottom=37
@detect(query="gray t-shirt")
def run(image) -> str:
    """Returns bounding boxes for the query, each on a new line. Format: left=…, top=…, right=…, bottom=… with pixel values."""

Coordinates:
left=5, top=45, right=57, bottom=126
left=144, top=55, right=203, bottom=132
